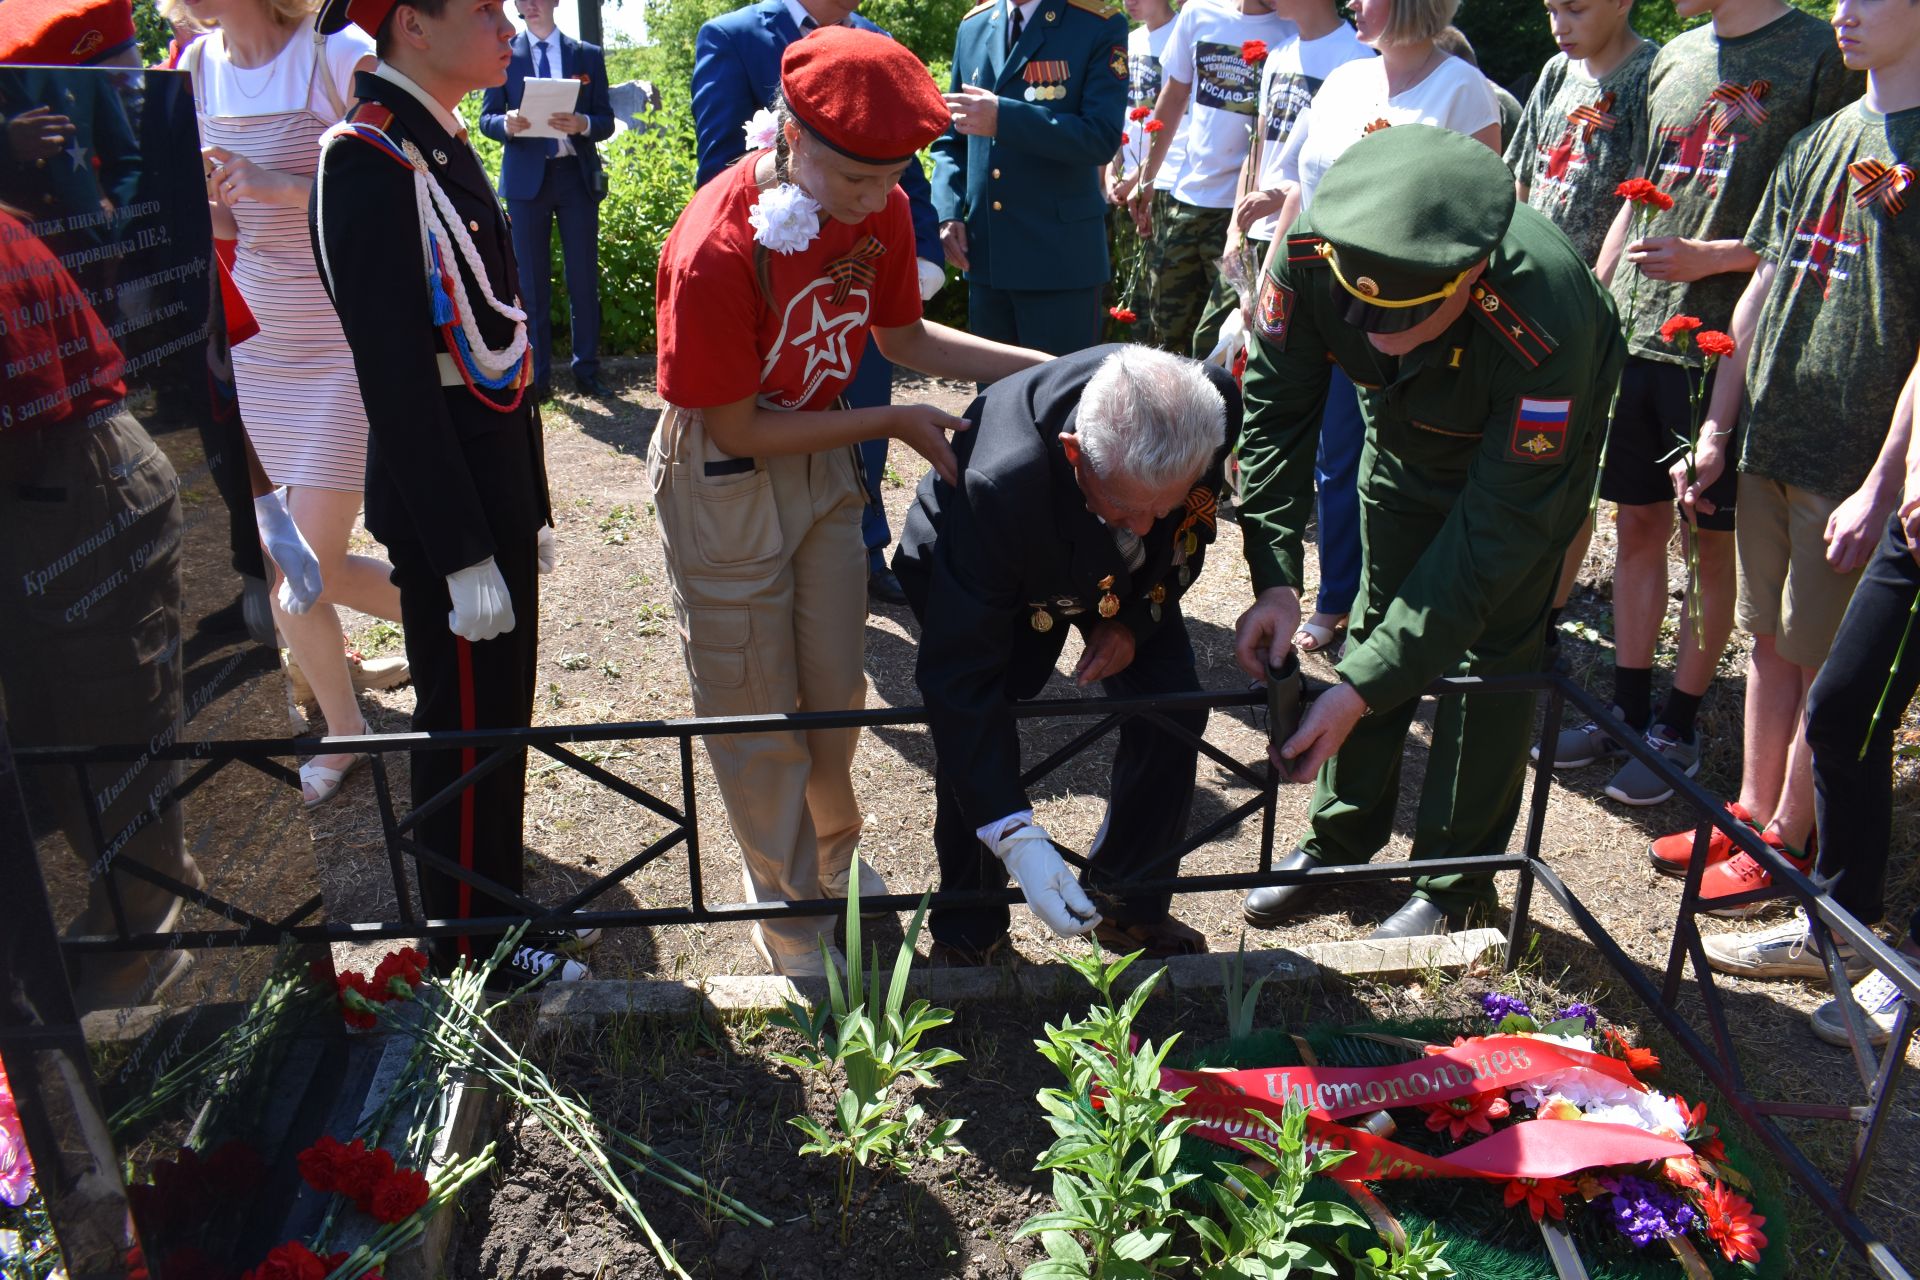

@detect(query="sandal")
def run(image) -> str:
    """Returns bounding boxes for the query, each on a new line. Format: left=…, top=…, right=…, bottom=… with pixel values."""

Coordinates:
left=1093, top=915, right=1209, bottom=959
left=301, top=752, right=368, bottom=809
left=1292, top=613, right=1348, bottom=656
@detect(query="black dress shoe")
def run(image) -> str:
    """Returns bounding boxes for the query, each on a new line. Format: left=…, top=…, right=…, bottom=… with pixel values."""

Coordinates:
left=1243, top=849, right=1322, bottom=927
left=574, top=373, right=608, bottom=398
left=1365, top=897, right=1453, bottom=941
left=867, top=566, right=909, bottom=607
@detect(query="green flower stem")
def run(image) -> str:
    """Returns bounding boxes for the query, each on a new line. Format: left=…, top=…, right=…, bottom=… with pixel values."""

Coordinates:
left=1860, top=588, right=1920, bottom=761
left=319, top=1147, right=497, bottom=1280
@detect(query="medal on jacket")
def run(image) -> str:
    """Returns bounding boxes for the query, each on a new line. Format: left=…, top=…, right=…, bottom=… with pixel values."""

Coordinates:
left=1096, top=573, right=1119, bottom=619
left=1030, top=604, right=1054, bottom=632
left=1148, top=583, right=1166, bottom=624
left=1024, top=60, right=1069, bottom=102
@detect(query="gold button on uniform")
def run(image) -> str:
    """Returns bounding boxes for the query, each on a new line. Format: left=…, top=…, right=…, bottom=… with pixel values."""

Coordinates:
left=992, top=200, right=1003, bottom=211
left=992, top=168, right=1001, bottom=179
left=468, top=219, right=480, bottom=231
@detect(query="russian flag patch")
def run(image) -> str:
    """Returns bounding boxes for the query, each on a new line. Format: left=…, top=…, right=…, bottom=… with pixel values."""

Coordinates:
left=1507, top=396, right=1572, bottom=463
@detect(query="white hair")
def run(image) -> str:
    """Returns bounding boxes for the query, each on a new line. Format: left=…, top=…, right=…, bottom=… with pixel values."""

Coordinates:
left=1075, top=347, right=1226, bottom=491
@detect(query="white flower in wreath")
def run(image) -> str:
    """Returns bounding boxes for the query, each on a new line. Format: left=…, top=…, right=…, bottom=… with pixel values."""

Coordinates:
left=742, top=106, right=780, bottom=152
left=749, top=182, right=823, bottom=254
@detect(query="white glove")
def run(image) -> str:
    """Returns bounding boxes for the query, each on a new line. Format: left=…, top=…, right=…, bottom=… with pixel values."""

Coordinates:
left=254, top=489, right=324, bottom=614
left=917, top=256, right=947, bottom=302
left=536, top=523, right=557, bottom=575
left=992, top=822, right=1101, bottom=938
left=446, top=557, right=515, bottom=641
left=1204, top=307, right=1247, bottom=369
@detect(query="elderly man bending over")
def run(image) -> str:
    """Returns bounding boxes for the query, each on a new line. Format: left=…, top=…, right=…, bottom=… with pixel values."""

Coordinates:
left=894, top=345, right=1240, bottom=965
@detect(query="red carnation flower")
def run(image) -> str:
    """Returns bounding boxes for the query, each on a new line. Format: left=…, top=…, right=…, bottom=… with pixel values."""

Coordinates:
left=1658, top=314, right=1702, bottom=344
left=1700, top=1181, right=1768, bottom=1264
left=1696, top=329, right=1735, bottom=358
left=1240, top=39, right=1268, bottom=63
left=324, top=1255, right=381, bottom=1280
left=1616, top=177, right=1674, bottom=211
left=238, top=1241, right=327, bottom=1280
left=1143, top=119, right=1165, bottom=134
left=1108, top=306, right=1137, bottom=324
left=1128, top=105, right=1152, bottom=121
left=1120, top=131, right=1130, bottom=144
left=296, top=1135, right=351, bottom=1194
left=367, top=1168, right=431, bottom=1224
left=371, top=948, right=428, bottom=1001
left=335, top=973, right=379, bottom=1029
left=335, top=1145, right=396, bottom=1212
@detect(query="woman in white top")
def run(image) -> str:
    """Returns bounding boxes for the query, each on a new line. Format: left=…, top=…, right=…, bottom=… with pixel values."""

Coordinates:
left=1262, top=0, right=1499, bottom=657
left=182, top=0, right=401, bottom=807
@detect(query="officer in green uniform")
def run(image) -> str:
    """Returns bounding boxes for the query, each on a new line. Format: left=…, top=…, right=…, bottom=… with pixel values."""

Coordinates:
left=930, top=0, right=1129, bottom=356
left=1233, top=124, right=1625, bottom=939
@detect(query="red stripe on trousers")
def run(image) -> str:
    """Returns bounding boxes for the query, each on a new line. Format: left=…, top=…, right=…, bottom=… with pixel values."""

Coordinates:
left=456, top=636, right=477, bottom=961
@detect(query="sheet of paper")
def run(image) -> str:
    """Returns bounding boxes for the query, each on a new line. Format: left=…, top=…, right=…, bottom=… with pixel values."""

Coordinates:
left=518, top=78, right=582, bottom=139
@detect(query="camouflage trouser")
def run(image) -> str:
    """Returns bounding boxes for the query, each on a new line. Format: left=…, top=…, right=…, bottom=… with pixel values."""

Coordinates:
left=1147, top=197, right=1232, bottom=359
left=1195, top=234, right=1272, bottom=363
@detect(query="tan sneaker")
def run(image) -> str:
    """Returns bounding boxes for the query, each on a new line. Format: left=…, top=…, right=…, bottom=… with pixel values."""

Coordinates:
left=284, top=647, right=411, bottom=709
left=751, top=924, right=846, bottom=978
left=1811, top=969, right=1910, bottom=1048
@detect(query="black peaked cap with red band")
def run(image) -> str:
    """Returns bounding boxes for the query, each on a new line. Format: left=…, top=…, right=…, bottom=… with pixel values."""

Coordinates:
left=317, top=0, right=395, bottom=37
left=781, top=25, right=947, bottom=167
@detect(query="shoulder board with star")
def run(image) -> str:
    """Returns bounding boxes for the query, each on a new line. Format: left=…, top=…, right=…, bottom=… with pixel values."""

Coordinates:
left=1467, top=278, right=1557, bottom=369
left=1065, top=0, right=1118, bottom=14
left=962, top=1, right=994, bottom=19
left=1284, top=233, right=1328, bottom=267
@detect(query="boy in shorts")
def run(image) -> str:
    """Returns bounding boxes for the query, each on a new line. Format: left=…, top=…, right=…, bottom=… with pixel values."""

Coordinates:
left=1537, top=0, right=1857, bottom=804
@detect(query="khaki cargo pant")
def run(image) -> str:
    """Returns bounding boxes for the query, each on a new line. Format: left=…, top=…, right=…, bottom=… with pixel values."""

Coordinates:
left=647, top=405, right=869, bottom=961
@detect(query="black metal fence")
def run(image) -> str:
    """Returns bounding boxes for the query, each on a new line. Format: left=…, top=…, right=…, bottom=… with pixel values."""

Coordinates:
left=13, top=672, right=1919, bottom=1275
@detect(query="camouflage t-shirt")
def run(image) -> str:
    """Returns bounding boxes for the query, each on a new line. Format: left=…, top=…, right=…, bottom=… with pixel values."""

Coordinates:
left=1737, top=101, right=1920, bottom=500
left=1608, top=9, right=1860, bottom=366
left=1505, top=40, right=1659, bottom=265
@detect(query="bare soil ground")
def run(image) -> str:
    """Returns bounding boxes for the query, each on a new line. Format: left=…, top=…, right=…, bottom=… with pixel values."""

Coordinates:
left=298, top=358, right=1920, bottom=1277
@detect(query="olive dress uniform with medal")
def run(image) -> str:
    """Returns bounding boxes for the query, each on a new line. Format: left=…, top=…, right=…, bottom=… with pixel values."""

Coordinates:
left=929, top=0, right=1128, bottom=356
left=893, top=345, right=1241, bottom=954
left=309, top=0, right=553, bottom=970
left=1237, top=126, right=1625, bottom=933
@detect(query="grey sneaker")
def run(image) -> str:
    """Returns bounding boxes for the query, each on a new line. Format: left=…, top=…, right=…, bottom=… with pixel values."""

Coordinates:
left=1703, top=914, right=1867, bottom=980
left=1603, top=724, right=1701, bottom=806
left=1811, top=968, right=1910, bottom=1048
left=1531, top=705, right=1633, bottom=769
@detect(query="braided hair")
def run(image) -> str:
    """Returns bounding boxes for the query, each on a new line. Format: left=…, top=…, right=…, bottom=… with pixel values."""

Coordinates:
left=751, top=93, right=799, bottom=309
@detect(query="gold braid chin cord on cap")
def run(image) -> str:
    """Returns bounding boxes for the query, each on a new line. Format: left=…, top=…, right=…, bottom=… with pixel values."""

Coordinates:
left=1314, top=241, right=1470, bottom=310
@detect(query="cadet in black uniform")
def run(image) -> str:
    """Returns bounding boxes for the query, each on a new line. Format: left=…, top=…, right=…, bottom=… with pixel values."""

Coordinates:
left=895, top=344, right=1238, bottom=962
left=311, top=0, right=586, bottom=986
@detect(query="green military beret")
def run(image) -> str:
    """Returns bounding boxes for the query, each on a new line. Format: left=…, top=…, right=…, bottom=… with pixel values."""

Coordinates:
left=1310, top=124, right=1516, bottom=333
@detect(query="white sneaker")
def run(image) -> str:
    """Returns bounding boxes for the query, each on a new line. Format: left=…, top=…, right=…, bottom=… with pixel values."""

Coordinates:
left=751, top=925, right=846, bottom=978
left=1703, top=914, right=1867, bottom=981
left=1811, top=968, right=1910, bottom=1048
left=822, top=858, right=889, bottom=917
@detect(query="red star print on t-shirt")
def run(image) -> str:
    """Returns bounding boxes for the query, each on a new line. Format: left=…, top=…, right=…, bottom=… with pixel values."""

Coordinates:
left=1789, top=181, right=1869, bottom=299
left=1655, top=105, right=1744, bottom=198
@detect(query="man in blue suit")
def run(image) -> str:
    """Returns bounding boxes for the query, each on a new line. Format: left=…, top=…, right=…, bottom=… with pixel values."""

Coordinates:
left=692, top=0, right=947, bottom=607
left=932, top=0, right=1128, bottom=356
left=479, top=0, right=615, bottom=399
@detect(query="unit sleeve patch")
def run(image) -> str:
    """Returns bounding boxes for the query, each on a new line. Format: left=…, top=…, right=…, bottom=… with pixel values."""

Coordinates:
left=1506, top=396, right=1572, bottom=463
left=1254, top=275, right=1294, bottom=347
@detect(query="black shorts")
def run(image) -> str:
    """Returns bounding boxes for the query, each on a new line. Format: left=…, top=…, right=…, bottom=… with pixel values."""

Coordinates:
left=1598, top=355, right=1737, bottom=532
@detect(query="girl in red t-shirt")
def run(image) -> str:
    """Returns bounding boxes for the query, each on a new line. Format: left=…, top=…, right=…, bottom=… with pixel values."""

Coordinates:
left=651, top=27, right=1047, bottom=975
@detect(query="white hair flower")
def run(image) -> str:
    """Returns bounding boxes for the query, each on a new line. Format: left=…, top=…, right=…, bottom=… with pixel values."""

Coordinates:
left=742, top=107, right=780, bottom=152
left=748, top=182, right=822, bottom=254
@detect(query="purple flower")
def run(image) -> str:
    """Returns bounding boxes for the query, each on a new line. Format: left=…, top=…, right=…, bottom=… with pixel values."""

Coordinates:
left=1602, top=1175, right=1696, bottom=1247
left=1481, top=992, right=1532, bottom=1023
left=1554, top=1002, right=1599, bottom=1033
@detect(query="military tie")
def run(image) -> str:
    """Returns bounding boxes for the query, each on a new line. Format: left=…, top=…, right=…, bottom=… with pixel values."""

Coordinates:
left=1006, top=4, right=1023, bottom=55
left=1109, top=526, right=1146, bottom=572
left=536, top=40, right=558, bottom=158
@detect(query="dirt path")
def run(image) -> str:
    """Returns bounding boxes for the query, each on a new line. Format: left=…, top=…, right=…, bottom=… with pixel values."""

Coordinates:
left=308, top=356, right=1920, bottom=1271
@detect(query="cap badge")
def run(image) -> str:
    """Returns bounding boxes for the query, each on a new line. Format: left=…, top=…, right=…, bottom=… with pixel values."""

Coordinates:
left=433, top=148, right=449, bottom=166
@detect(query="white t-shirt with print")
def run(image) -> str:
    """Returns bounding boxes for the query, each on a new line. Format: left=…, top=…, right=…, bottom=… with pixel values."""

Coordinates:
left=1160, top=0, right=1295, bottom=209
left=1278, top=52, right=1498, bottom=212
left=1121, top=18, right=1190, bottom=192
left=1247, top=24, right=1372, bottom=239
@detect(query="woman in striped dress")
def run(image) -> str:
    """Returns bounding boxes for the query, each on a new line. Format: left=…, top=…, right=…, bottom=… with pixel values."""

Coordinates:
left=182, top=0, right=404, bottom=805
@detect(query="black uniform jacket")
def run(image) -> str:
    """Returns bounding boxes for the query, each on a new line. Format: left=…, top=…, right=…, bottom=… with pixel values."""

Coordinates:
left=895, top=345, right=1242, bottom=829
left=309, top=70, right=552, bottom=580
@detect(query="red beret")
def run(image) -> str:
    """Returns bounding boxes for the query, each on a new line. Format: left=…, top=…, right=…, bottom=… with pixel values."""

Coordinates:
left=780, top=25, right=948, bottom=167
left=0, top=0, right=136, bottom=65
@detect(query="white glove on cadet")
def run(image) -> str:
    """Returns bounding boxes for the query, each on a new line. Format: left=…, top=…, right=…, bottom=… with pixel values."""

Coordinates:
left=446, top=557, right=515, bottom=641
left=253, top=489, right=324, bottom=614
left=917, top=256, right=947, bottom=302
left=536, top=524, right=557, bottom=575
left=992, top=822, right=1101, bottom=938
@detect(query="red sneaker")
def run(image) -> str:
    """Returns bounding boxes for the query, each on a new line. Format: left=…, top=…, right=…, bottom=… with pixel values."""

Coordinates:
left=1698, top=829, right=1814, bottom=918
left=1647, top=802, right=1756, bottom=878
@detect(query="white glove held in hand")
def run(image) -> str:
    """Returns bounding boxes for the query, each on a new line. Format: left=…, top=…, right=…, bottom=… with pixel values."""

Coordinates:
left=992, top=823, right=1101, bottom=938
left=536, top=524, right=557, bottom=575
left=1204, top=307, right=1246, bottom=369
left=254, top=489, right=324, bottom=614
left=917, top=256, right=947, bottom=302
left=446, top=557, right=515, bottom=641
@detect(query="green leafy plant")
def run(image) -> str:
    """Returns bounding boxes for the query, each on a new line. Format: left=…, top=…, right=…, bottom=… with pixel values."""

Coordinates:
left=1219, top=930, right=1271, bottom=1042
left=1192, top=1100, right=1367, bottom=1280
left=1017, top=945, right=1199, bottom=1278
left=770, top=876, right=966, bottom=1237
left=1343, top=1223, right=1457, bottom=1280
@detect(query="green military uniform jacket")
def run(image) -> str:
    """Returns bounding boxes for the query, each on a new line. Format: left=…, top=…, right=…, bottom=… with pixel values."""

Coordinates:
left=1238, top=203, right=1626, bottom=712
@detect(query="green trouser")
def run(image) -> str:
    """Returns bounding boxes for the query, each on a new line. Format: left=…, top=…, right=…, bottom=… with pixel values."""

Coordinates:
left=1300, top=438, right=1561, bottom=916
left=1194, top=234, right=1271, bottom=360
left=1147, top=197, right=1231, bottom=359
